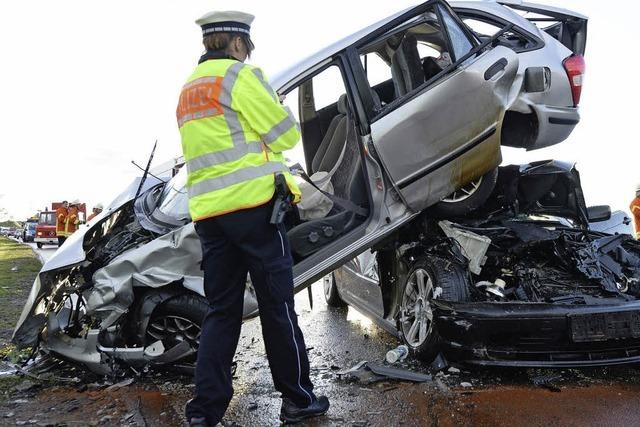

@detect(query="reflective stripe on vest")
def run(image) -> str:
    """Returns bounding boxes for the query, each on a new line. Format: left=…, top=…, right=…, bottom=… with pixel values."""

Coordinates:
left=262, top=115, right=299, bottom=146
left=219, top=63, right=247, bottom=148
left=186, top=140, right=264, bottom=174
left=188, top=161, right=287, bottom=198
left=251, top=68, right=277, bottom=101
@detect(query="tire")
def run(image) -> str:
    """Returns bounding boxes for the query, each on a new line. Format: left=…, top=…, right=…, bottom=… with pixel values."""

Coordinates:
left=36, top=242, right=43, bottom=249
left=323, top=272, right=346, bottom=308
left=431, top=167, right=498, bottom=217
left=397, top=256, right=471, bottom=363
left=145, top=293, right=208, bottom=365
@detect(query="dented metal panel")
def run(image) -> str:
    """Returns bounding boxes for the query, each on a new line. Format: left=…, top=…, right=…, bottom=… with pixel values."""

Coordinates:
left=371, top=46, right=519, bottom=212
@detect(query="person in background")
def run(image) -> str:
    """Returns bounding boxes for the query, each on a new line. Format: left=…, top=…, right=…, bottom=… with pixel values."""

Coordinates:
left=630, top=186, right=640, bottom=239
left=55, top=200, right=69, bottom=246
left=65, top=200, right=81, bottom=237
left=87, top=203, right=103, bottom=222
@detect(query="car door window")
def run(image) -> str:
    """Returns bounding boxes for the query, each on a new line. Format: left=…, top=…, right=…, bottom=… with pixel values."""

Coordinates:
left=460, top=15, right=539, bottom=52
left=358, top=6, right=453, bottom=108
left=438, top=5, right=474, bottom=62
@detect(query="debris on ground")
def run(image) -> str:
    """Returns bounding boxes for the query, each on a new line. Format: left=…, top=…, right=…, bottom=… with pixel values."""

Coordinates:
left=105, top=378, right=134, bottom=392
left=337, top=361, right=431, bottom=384
left=532, top=373, right=563, bottom=392
left=430, top=353, right=449, bottom=372
left=385, top=345, right=408, bottom=364
left=460, top=382, right=473, bottom=388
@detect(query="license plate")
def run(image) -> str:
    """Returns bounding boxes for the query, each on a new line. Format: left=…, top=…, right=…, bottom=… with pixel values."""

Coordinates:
left=570, top=311, right=640, bottom=342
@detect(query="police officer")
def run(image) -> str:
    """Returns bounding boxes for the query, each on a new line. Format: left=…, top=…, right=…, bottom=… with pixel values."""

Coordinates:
left=177, top=11, right=329, bottom=426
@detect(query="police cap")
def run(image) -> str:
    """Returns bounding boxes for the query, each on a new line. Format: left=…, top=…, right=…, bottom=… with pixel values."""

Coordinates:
left=196, top=11, right=255, bottom=37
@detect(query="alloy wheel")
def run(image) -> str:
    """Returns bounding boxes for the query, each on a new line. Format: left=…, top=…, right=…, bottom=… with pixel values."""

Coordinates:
left=400, top=268, right=434, bottom=348
left=147, top=314, right=201, bottom=350
left=442, top=176, right=483, bottom=203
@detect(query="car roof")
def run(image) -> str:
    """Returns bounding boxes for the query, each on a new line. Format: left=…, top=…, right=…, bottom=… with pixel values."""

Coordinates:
left=450, top=1, right=542, bottom=37
left=269, top=0, right=545, bottom=91
left=270, top=6, right=413, bottom=90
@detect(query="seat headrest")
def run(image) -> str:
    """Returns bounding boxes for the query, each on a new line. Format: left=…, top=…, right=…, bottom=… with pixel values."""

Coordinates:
left=337, top=94, right=348, bottom=114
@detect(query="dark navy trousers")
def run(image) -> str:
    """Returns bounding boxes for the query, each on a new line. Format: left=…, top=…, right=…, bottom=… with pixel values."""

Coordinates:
left=185, top=202, right=316, bottom=425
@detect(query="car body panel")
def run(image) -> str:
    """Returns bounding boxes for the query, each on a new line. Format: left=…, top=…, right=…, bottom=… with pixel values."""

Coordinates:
left=451, top=1, right=586, bottom=150
left=371, top=45, right=518, bottom=212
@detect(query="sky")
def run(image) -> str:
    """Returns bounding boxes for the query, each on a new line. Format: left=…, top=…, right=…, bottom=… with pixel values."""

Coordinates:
left=0, top=0, right=638, bottom=221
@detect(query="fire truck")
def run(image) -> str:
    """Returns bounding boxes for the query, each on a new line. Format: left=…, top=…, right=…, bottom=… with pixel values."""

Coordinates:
left=34, top=202, right=86, bottom=248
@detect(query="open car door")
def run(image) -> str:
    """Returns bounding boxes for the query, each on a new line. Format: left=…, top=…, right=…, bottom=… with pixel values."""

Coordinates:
left=365, top=2, right=519, bottom=212
left=498, top=0, right=588, bottom=55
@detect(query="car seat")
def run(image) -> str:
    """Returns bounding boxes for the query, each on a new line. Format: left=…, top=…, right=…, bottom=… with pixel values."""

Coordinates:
left=390, top=34, right=426, bottom=97
left=288, top=98, right=370, bottom=259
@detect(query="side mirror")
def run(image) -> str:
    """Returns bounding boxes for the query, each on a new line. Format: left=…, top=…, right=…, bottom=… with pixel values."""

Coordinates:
left=587, top=205, right=612, bottom=222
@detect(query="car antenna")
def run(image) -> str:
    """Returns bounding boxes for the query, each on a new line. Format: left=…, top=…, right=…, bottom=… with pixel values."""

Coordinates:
left=133, top=140, right=158, bottom=201
left=131, top=160, right=167, bottom=185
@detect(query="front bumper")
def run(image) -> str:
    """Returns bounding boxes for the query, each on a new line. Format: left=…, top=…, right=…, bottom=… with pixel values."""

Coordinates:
left=34, top=237, right=57, bottom=244
left=434, top=300, right=640, bottom=367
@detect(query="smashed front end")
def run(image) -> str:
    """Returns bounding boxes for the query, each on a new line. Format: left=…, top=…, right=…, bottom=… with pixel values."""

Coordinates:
left=12, top=170, right=258, bottom=374
left=431, top=161, right=640, bottom=366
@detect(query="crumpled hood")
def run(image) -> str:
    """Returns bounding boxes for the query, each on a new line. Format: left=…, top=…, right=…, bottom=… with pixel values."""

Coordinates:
left=12, top=175, right=164, bottom=345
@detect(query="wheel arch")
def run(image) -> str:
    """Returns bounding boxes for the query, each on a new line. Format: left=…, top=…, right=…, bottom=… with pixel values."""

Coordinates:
left=128, top=281, right=204, bottom=346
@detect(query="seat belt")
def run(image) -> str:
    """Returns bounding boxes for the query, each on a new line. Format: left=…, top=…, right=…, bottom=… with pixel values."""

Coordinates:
left=291, top=163, right=368, bottom=217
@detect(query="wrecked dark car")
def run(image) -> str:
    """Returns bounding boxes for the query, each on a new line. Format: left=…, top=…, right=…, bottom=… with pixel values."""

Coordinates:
left=330, top=160, right=640, bottom=367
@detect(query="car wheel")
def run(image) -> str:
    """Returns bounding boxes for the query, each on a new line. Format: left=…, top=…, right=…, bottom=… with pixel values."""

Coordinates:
left=431, top=167, right=498, bottom=217
left=398, top=256, right=470, bottom=363
left=323, top=272, right=346, bottom=307
left=36, top=242, right=43, bottom=249
left=146, top=293, right=208, bottom=366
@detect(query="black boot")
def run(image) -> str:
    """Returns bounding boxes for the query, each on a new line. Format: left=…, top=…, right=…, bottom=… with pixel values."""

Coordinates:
left=279, top=395, right=330, bottom=424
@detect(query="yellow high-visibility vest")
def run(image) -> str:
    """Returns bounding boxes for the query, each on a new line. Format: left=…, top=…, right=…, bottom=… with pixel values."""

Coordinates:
left=177, top=58, right=301, bottom=221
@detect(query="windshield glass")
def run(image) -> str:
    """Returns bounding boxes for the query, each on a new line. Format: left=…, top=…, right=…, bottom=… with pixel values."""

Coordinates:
left=38, top=212, right=56, bottom=225
left=157, top=166, right=190, bottom=220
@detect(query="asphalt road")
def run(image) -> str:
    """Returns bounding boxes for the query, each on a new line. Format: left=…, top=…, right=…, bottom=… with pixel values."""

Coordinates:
left=24, top=240, right=57, bottom=263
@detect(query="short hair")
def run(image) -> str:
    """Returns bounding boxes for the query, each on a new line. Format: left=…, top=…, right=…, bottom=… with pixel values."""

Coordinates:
left=203, top=32, right=254, bottom=57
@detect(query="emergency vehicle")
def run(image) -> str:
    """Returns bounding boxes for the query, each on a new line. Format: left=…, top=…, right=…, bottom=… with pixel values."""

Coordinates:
left=34, top=202, right=86, bottom=248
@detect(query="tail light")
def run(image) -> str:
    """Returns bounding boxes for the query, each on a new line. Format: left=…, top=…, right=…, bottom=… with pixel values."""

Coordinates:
left=563, top=55, right=585, bottom=106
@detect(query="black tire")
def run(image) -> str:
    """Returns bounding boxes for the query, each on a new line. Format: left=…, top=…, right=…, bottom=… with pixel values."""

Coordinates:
left=323, top=272, right=346, bottom=308
left=431, top=167, right=498, bottom=217
left=36, top=242, right=43, bottom=249
left=146, top=293, right=208, bottom=364
left=397, top=256, right=471, bottom=363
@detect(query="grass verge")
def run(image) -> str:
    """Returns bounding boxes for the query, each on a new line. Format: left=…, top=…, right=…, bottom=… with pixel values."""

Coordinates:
left=0, top=237, right=41, bottom=348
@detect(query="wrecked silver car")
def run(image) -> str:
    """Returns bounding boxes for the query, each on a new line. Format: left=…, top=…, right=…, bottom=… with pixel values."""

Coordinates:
left=331, top=160, right=640, bottom=367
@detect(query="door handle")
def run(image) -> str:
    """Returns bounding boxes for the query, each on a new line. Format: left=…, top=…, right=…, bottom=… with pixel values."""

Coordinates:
left=484, top=58, right=508, bottom=80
